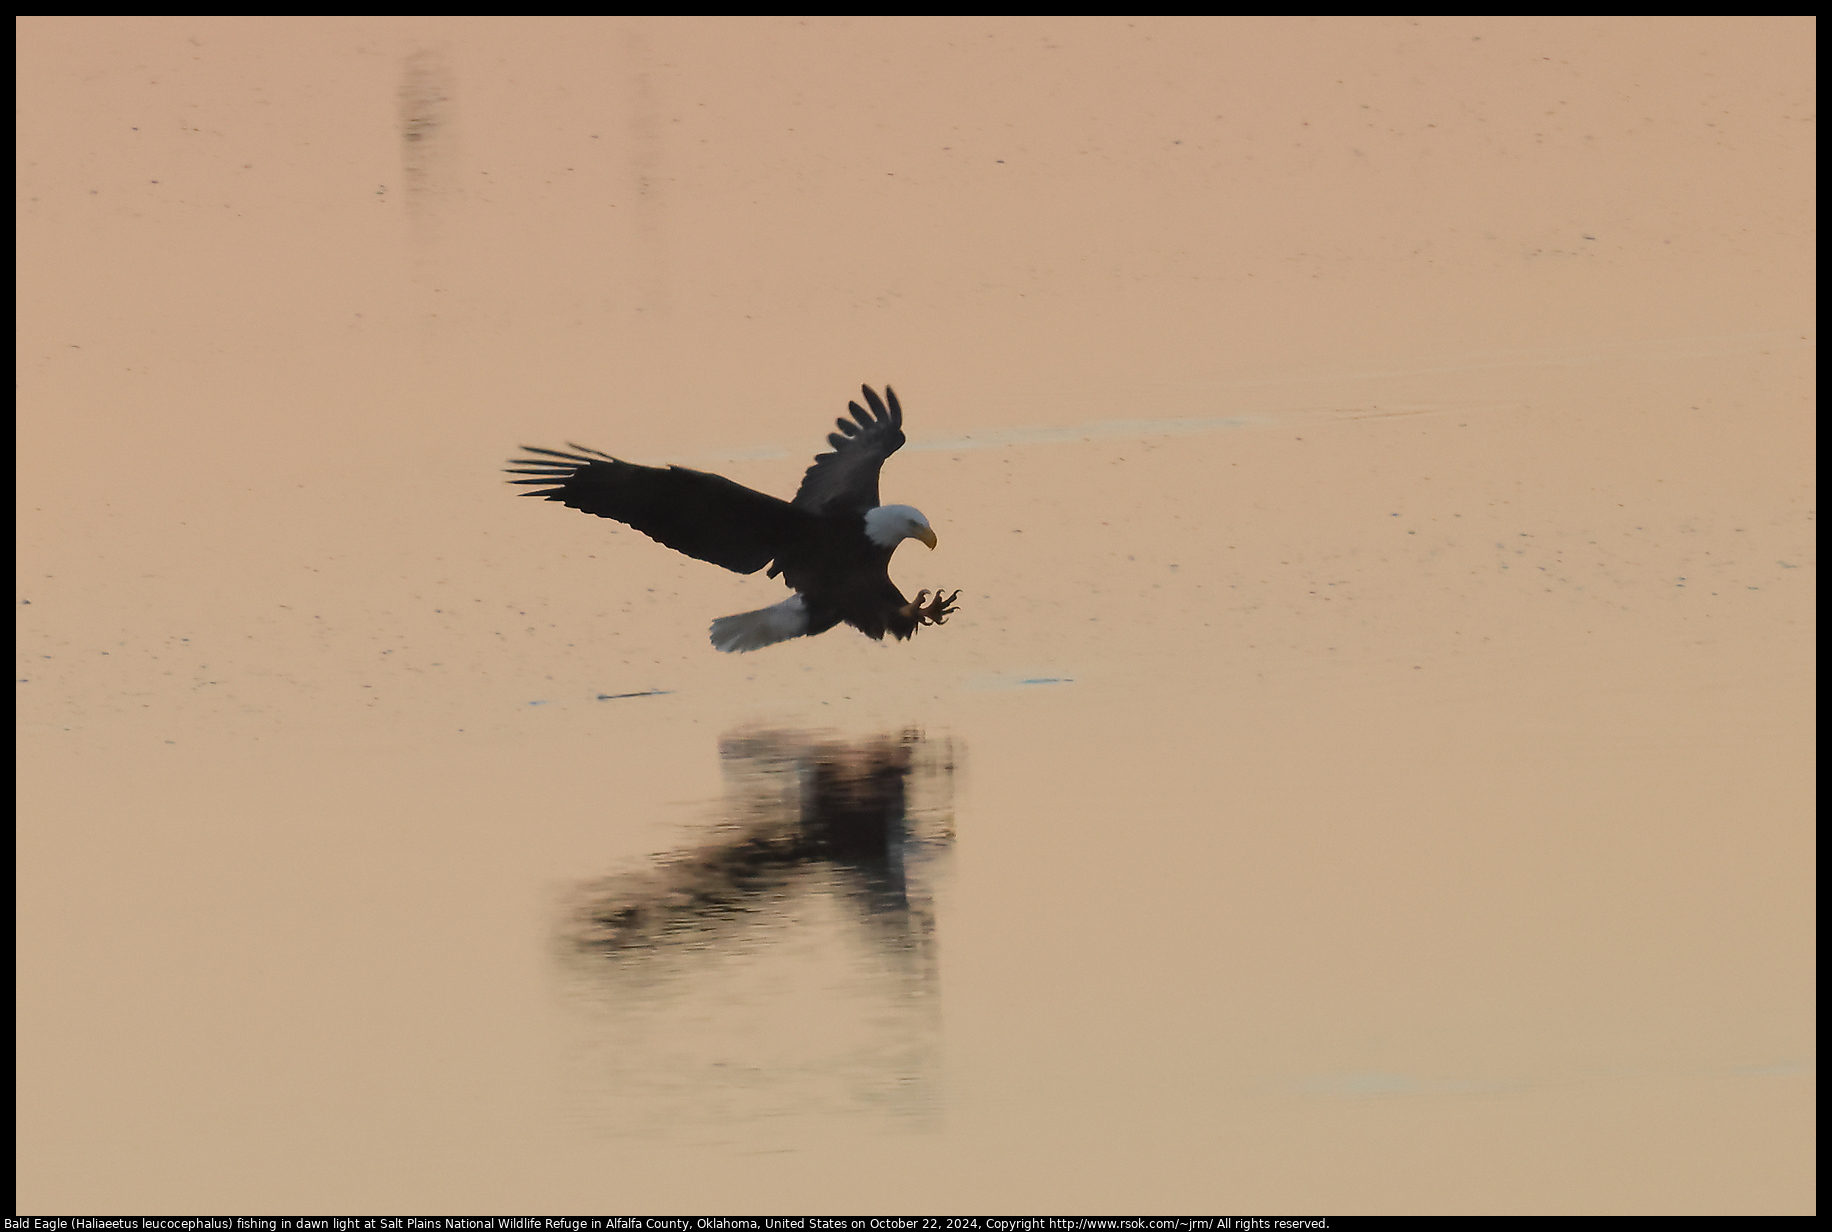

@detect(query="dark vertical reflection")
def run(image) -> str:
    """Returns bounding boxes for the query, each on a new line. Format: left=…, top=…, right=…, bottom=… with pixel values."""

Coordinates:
left=559, top=727, right=957, bottom=1137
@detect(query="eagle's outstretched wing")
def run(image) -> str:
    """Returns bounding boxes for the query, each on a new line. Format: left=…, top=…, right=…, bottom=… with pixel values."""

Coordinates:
left=506, top=445, right=810, bottom=574
left=791, top=385, right=906, bottom=515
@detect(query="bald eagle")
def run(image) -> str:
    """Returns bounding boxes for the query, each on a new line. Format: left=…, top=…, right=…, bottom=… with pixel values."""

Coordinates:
left=508, top=385, right=960, bottom=653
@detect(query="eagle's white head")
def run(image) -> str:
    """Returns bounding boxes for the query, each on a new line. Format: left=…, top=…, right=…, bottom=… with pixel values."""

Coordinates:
left=863, top=504, right=937, bottom=551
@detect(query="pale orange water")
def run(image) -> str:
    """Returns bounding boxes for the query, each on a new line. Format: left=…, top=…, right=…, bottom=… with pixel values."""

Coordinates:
left=17, top=16, right=1813, bottom=1213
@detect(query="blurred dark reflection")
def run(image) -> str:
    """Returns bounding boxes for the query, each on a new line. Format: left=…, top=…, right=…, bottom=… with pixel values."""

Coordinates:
left=568, top=727, right=955, bottom=960
left=560, top=727, right=957, bottom=1134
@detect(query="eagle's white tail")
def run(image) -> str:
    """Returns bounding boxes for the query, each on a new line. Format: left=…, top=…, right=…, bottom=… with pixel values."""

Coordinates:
left=710, top=594, right=810, bottom=653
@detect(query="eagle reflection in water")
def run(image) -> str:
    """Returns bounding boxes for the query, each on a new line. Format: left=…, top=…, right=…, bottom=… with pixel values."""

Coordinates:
left=560, top=728, right=956, bottom=1132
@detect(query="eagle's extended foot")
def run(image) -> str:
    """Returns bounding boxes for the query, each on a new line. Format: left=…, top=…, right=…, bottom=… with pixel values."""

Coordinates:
left=900, top=588, right=961, bottom=627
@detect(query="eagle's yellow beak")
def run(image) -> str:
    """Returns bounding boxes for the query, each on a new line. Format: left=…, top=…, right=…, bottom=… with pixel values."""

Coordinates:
left=915, top=526, right=938, bottom=550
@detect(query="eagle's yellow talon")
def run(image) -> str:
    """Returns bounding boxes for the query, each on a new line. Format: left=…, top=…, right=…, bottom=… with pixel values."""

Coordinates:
left=917, top=588, right=961, bottom=625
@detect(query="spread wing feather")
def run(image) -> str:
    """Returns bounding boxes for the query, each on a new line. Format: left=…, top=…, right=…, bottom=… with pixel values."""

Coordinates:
left=506, top=444, right=810, bottom=574
left=791, top=385, right=906, bottom=514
